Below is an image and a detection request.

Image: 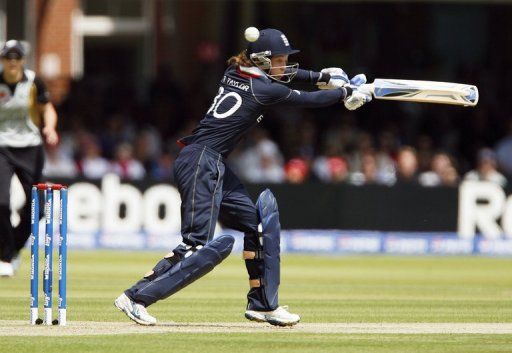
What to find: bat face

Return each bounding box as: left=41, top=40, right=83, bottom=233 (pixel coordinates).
left=371, top=79, right=479, bottom=107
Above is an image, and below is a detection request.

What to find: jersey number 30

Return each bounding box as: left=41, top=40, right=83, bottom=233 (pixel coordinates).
left=207, top=87, right=242, bottom=119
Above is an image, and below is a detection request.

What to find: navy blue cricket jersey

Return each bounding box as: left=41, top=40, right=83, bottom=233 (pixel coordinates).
left=179, top=65, right=348, bottom=157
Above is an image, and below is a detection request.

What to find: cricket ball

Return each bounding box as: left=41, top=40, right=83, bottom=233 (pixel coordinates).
left=244, top=27, right=260, bottom=42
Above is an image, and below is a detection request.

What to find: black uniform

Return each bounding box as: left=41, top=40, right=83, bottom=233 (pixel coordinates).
left=126, top=65, right=349, bottom=310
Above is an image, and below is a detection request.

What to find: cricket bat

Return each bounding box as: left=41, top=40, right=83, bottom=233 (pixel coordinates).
left=363, top=79, right=479, bottom=107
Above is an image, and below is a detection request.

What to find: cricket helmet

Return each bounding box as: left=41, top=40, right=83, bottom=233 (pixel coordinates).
left=246, top=28, right=299, bottom=83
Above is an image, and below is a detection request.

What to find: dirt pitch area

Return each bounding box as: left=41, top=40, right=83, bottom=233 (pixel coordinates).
left=1, top=321, right=512, bottom=336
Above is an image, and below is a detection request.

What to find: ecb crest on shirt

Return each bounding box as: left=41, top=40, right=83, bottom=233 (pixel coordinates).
left=0, top=85, right=12, bottom=104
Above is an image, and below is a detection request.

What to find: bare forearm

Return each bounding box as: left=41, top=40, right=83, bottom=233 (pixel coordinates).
left=42, top=103, right=58, bottom=129
left=40, top=103, right=59, bottom=146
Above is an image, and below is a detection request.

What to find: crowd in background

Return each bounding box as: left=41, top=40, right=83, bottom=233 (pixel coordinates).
left=43, top=68, right=510, bottom=188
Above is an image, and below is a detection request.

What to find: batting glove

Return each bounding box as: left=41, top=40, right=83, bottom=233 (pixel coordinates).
left=344, top=85, right=372, bottom=111
left=349, top=73, right=367, bottom=87
left=317, top=67, right=350, bottom=90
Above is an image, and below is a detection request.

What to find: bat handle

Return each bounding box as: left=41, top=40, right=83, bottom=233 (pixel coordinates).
left=351, top=83, right=375, bottom=99
left=362, top=83, right=376, bottom=96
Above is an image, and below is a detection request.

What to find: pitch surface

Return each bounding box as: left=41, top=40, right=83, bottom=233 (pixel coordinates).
left=1, top=252, right=511, bottom=352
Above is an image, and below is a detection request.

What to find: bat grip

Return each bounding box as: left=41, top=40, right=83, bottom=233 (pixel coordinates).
left=364, top=83, right=376, bottom=96
left=350, top=83, right=375, bottom=98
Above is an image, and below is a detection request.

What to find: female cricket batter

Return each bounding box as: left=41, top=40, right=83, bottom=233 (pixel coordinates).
left=115, top=28, right=371, bottom=326
left=0, top=40, right=59, bottom=277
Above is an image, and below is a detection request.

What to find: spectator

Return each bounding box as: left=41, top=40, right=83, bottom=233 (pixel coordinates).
left=294, top=119, right=317, bottom=161
left=415, top=134, right=435, bottom=172
left=111, top=143, right=146, bottom=180
left=234, top=129, right=285, bottom=183
left=464, top=148, right=507, bottom=187
left=100, top=114, right=135, bottom=159
left=350, top=152, right=392, bottom=185
left=253, top=139, right=286, bottom=183
left=285, top=158, right=309, bottom=184
left=439, top=165, right=459, bottom=186
left=79, top=135, right=110, bottom=179
left=321, top=114, right=359, bottom=158
left=349, top=132, right=375, bottom=172
left=419, top=152, right=459, bottom=187
left=394, top=146, right=419, bottom=184
left=134, top=128, right=162, bottom=174
left=375, top=130, right=398, bottom=184
left=43, top=144, right=78, bottom=178
left=495, top=120, right=512, bottom=178
left=152, top=153, right=174, bottom=181
left=313, top=155, right=349, bottom=183
left=151, top=146, right=178, bottom=181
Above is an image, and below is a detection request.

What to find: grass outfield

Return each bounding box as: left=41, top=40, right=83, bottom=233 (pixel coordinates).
left=1, top=252, right=512, bottom=352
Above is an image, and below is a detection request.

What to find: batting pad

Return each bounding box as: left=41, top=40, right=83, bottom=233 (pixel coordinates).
left=133, top=235, right=235, bottom=306
left=256, top=189, right=281, bottom=310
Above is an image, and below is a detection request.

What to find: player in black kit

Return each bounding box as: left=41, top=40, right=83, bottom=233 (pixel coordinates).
left=0, top=40, right=59, bottom=277
left=115, top=28, right=371, bottom=326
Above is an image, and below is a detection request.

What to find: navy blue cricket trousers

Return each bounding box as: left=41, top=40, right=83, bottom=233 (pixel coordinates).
left=172, top=144, right=259, bottom=257
left=126, top=143, right=267, bottom=308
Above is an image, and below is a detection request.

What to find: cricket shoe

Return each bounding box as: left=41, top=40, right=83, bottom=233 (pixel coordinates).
left=0, top=261, right=14, bottom=277
left=114, top=293, right=157, bottom=326
left=11, top=255, right=21, bottom=274
left=245, top=305, right=300, bottom=327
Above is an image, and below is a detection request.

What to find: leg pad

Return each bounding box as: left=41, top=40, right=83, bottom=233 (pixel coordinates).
left=133, top=235, right=234, bottom=306
left=246, top=189, right=281, bottom=311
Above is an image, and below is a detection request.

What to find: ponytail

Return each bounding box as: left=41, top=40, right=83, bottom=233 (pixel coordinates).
left=227, top=50, right=253, bottom=67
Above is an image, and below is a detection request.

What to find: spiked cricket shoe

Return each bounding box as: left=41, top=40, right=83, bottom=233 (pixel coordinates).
left=114, top=293, right=157, bottom=326
left=245, top=305, right=300, bottom=326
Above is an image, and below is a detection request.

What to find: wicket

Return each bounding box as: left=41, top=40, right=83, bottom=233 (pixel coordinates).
left=30, top=183, right=68, bottom=326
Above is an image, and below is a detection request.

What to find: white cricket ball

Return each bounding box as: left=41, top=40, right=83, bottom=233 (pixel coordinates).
left=244, top=27, right=260, bottom=42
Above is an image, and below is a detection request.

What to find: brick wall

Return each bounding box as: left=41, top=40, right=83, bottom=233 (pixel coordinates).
left=36, top=0, right=79, bottom=103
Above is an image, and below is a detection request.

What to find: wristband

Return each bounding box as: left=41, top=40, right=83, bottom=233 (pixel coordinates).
left=317, top=73, right=331, bottom=84
left=341, top=86, right=353, bottom=101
